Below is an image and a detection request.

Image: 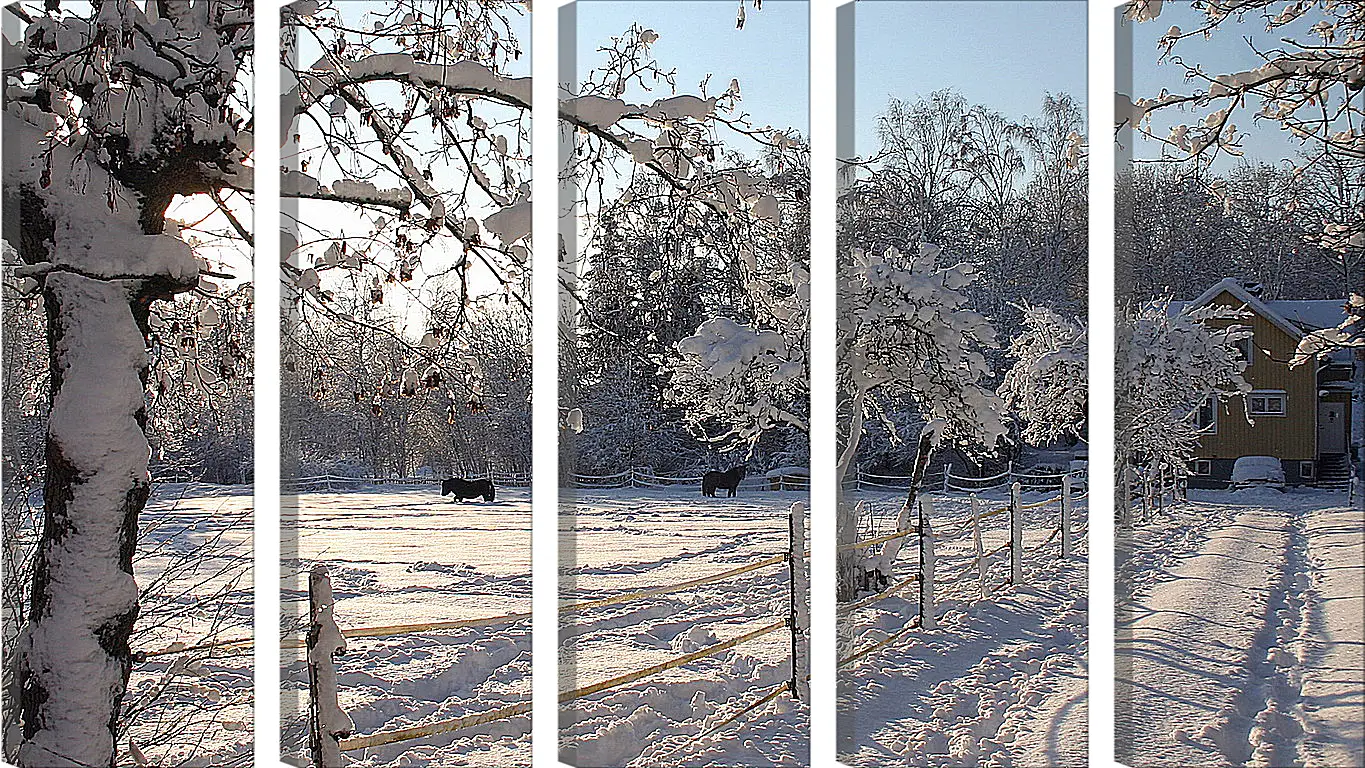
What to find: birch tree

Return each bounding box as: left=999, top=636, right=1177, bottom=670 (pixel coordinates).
left=836, top=244, right=1006, bottom=599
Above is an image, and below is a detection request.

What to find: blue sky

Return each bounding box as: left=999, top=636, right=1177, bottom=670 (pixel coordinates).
left=1122, top=3, right=1313, bottom=165
left=571, top=0, right=810, bottom=139
left=852, top=0, right=1089, bottom=158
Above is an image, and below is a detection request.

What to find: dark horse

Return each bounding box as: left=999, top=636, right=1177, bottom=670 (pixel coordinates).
left=441, top=477, right=496, bottom=502
left=701, top=466, right=746, bottom=498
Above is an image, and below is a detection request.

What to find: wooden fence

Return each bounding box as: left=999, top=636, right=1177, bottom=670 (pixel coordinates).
left=299, top=503, right=809, bottom=763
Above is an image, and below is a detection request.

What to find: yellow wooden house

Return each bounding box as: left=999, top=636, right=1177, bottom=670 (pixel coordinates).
left=1174, top=278, right=1354, bottom=487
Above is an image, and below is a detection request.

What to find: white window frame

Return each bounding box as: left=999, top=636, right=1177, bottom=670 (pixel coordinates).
left=1300, top=461, right=1315, bottom=479
left=1191, top=459, right=1212, bottom=476
left=1248, top=390, right=1288, bottom=417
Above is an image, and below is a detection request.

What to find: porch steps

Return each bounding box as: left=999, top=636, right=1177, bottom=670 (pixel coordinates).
left=1317, top=453, right=1353, bottom=490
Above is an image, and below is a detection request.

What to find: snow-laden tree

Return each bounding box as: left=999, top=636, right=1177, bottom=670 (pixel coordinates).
left=2, top=0, right=252, bottom=763
left=841, top=90, right=1089, bottom=334
left=559, top=169, right=754, bottom=474
left=560, top=20, right=811, bottom=467
left=1116, top=162, right=1349, bottom=300
left=1121, top=0, right=1363, bottom=175
left=662, top=149, right=811, bottom=455
left=835, top=244, right=1006, bottom=599
left=1116, top=300, right=1251, bottom=488
left=998, top=305, right=1088, bottom=446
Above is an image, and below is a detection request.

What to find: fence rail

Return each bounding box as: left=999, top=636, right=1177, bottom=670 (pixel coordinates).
left=282, top=464, right=1080, bottom=496
left=158, top=474, right=1083, bottom=764
left=846, top=462, right=1083, bottom=494
left=1119, top=463, right=1184, bottom=527
left=567, top=467, right=810, bottom=491
left=837, top=476, right=1083, bottom=662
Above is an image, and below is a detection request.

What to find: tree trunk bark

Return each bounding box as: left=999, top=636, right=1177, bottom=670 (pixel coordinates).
left=15, top=274, right=154, bottom=768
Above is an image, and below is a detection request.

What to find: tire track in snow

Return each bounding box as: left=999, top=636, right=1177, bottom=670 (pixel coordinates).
left=1117, top=504, right=1290, bottom=767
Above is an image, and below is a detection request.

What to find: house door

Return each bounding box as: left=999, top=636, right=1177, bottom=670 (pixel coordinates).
left=1318, top=402, right=1347, bottom=454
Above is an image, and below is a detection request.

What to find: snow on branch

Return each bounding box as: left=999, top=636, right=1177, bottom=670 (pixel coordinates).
left=837, top=243, right=1007, bottom=479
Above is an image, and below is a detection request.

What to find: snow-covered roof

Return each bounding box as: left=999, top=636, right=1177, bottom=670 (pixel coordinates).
left=1271, top=300, right=1352, bottom=332
left=1171, top=278, right=1349, bottom=338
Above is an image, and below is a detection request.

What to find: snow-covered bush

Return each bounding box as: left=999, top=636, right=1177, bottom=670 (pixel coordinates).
left=998, top=305, right=1088, bottom=446
left=1116, top=300, right=1251, bottom=481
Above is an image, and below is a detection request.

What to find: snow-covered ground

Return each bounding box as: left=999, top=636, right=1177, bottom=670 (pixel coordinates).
left=838, top=486, right=1090, bottom=768
left=559, top=487, right=810, bottom=767
left=1117, top=487, right=1364, bottom=768
left=281, top=484, right=530, bottom=767
left=126, top=482, right=254, bottom=767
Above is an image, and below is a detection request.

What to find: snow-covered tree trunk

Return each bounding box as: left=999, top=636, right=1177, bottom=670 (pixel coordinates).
left=14, top=273, right=173, bottom=767
left=835, top=383, right=870, bottom=602
left=4, top=0, right=252, bottom=759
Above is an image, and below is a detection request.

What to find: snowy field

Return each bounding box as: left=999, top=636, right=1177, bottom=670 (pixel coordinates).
left=127, top=483, right=254, bottom=767
left=281, top=484, right=531, bottom=767
left=838, top=486, right=1090, bottom=768
left=559, top=487, right=810, bottom=767
left=1117, top=487, right=1364, bottom=768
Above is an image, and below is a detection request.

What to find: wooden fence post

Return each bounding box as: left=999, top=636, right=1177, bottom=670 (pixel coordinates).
left=1061, top=474, right=1073, bottom=559
left=970, top=494, right=986, bottom=600
left=1009, top=481, right=1023, bottom=584
left=919, top=496, right=936, bottom=630
left=788, top=503, right=809, bottom=700
left=308, top=565, right=353, bottom=768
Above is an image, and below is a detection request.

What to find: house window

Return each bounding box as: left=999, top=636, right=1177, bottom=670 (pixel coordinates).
left=1191, top=459, right=1212, bottom=476
left=1249, top=391, right=1287, bottom=416
left=1236, top=335, right=1254, bottom=366
left=1300, top=461, right=1315, bottom=479
left=1195, top=397, right=1218, bottom=432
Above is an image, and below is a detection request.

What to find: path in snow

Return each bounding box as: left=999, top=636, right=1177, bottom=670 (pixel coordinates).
left=281, top=484, right=530, bottom=768
left=838, top=489, right=1089, bottom=768
left=1116, top=489, right=1363, bottom=768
